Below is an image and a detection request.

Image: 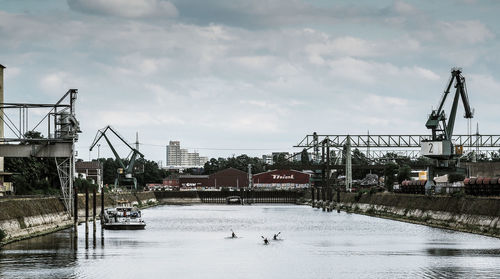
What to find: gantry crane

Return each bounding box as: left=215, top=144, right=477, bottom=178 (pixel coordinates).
left=90, top=126, right=144, bottom=190
left=421, top=68, right=473, bottom=191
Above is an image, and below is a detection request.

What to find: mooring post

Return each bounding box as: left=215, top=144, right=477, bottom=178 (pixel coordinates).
left=74, top=186, right=78, bottom=238
left=85, top=187, right=89, bottom=236
left=321, top=140, right=326, bottom=211
left=101, top=188, right=105, bottom=225
left=93, top=188, right=97, bottom=233
left=311, top=187, right=315, bottom=207
left=336, top=187, right=341, bottom=213
left=326, top=145, right=331, bottom=212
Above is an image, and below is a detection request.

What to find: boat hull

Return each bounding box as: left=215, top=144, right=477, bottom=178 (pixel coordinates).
left=103, top=223, right=146, bottom=230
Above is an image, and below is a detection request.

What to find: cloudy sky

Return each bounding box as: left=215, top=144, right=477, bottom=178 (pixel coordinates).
left=1, top=0, right=499, bottom=163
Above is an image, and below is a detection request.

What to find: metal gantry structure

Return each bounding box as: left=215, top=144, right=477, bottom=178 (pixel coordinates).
left=0, top=89, right=81, bottom=214
left=294, top=132, right=500, bottom=192
left=295, top=134, right=500, bottom=163
left=295, top=134, right=500, bottom=150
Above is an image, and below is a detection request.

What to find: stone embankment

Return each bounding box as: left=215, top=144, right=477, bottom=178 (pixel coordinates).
left=332, top=192, right=500, bottom=238
left=0, top=191, right=157, bottom=245
left=154, top=191, right=202, bottom=205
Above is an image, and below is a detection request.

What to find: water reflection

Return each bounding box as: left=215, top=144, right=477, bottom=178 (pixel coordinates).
left=1, top=205, right=499, bottom=279
left=426, top=247, right=500, bottom=257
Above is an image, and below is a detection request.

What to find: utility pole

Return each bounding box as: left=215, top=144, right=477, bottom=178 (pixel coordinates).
left=345, top=136, right=352, bottom=192
left=135, top=132, right=139, bottom=151
left=248, top=164, right=252, bottom=188
left=0, top=65, right=5, bottom=187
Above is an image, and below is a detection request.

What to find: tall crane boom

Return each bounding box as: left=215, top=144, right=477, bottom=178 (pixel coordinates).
left=422, top=68, right=473, bottom=160
left=425, top=68, right=473, bottom=142
left=421, top=68, right=474, bottom=194
left=90, top=126, right=144, bottom=190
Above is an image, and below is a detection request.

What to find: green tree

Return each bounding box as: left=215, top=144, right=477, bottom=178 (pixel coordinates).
left=203, top=155, right=266, bottom=174
left=384, top=162, right=398, bottom=191
left=273, top=153, right=289, bottom=168
left=5, top=131, right=60, bottom=194
left=397, top=164, right=412, bottom=183
left=448, top=173, right=465, bottom=183
left=300, top=149, right=310, bottom=165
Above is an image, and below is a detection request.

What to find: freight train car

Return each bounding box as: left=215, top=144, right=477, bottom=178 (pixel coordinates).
left=464, top=177, right=500, bottom=196
left=400, top=180, right=426, bottom=195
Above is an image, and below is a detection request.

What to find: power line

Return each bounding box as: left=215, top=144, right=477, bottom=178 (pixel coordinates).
left=78, top=142, right=291, bottom=151
left=138, top=142, right=287, bottom=151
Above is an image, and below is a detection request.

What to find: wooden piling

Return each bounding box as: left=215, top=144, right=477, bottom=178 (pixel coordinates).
left=74, top=186, right=78, bottom=238
left=100, top=188, right=104, bottom=225
left=311, top=187, right=315, bottom=207
left=85, top=188, right=89, bottom=236
left=322, top=187, right=326, bottom=211
left=93, top=188, right=97, bottom=233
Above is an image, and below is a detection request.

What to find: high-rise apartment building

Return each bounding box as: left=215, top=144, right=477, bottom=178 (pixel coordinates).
left=166, top=141, right=208, bottom=167
left=166, top=141, right=181, bottom=166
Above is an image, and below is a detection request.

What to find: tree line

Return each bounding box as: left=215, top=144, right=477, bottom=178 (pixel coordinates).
left=6, top=146, right=500, bottom=195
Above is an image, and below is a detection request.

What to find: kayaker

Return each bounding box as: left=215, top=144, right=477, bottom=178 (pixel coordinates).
left=262, top=236, right=269, bottom=245
left=273, top=232, right=281, bottom=240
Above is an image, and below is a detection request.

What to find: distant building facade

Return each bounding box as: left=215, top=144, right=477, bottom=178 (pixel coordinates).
left=75, top=160, right=103, bottom=189
left=253, top=170, right=311, bottom=189
left=166, top=141, right=182, bottom=166
left=166, top=140, right=208, bottom=168
left=177, top=168, right=249, bottom=189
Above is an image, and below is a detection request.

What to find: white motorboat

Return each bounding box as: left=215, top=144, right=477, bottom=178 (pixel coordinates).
left=103, top=207, right=146, bottom=230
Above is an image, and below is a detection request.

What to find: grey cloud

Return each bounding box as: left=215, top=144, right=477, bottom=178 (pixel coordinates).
left=67, top=0, right=178, bottom=18
left=169, top=0, right=399, bottom=29
left=2, top=2, right=499, bottom=160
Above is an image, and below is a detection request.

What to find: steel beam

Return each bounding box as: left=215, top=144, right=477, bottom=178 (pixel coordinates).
left=0, top=143, right=73, bottom=157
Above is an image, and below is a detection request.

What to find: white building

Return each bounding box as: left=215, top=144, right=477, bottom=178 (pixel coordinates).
left=166, top=141, right=208, bottom=168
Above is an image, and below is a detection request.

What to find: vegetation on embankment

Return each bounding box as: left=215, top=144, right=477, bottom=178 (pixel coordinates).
left=336, top=192, right=500, bottom=238
left=0, top=196, right=66, bottom=221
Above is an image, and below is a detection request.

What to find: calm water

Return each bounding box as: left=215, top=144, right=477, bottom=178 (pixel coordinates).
left=1, top=205, right=500, bottom=279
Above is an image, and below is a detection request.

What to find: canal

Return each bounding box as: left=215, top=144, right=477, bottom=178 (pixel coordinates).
left=1, top=204, right=500, bottom=278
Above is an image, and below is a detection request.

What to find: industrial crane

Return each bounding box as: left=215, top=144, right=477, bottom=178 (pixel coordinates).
left=90, top=126, right=144, bottom=190
left=421, top=68, right=473, bottom=191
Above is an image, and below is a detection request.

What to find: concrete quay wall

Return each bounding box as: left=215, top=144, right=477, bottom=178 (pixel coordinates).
left=334, top=193, right=500, bottom=238
left=0, top=191, right=158, bottom=245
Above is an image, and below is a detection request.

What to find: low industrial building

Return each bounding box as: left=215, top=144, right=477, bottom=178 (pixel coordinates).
left=208, top=168, right=248, bottom=188
left=75, top=161, right=103, bottom=189
left=178, top=175, right=209, bottom=188
left=171, top=168, right=311, bottom=190
left=252, top=169, right=311, bottom=189
left=177, top=168, right=249, bottom=189
left=0, top=171, right=14, bottom=196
